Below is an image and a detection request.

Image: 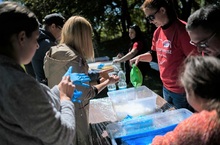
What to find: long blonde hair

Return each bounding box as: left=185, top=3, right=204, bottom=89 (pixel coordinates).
left=60, top=16, right=94, bottom=60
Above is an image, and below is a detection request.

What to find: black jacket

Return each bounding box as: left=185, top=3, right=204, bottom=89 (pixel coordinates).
left=32, top=28, right=57, bottom=84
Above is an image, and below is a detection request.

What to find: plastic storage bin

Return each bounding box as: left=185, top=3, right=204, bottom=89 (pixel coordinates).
left=106, top=108, right=193, bottom=145
left=107, top=86, right=157, bottom=120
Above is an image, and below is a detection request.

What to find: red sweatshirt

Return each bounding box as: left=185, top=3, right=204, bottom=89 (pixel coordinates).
left=152, top=19, right=198, bottom=93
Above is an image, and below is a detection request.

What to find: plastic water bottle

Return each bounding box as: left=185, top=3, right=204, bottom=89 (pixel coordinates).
left=107, top=72, right=117, bottom=91
left=112, top=57, right=121, bottom=70
left=118, top=81, right=127, bottom=90
left=107, top=84, right=116, bottom=91
left=117, top=70, right=127, bottom=90
left=118, top=70, right=126, bottom=81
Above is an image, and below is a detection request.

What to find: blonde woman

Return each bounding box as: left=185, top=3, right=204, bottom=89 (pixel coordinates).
left=44, top=16, right=119, bottom=145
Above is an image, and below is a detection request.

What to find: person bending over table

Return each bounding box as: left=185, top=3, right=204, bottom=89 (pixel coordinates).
left=152, top=56, right=220, bottom=145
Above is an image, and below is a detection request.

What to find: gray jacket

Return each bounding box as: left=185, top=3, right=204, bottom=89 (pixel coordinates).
left=0, top=55, right=75, bottom=145
left=44, top=44, right=96, bottom=145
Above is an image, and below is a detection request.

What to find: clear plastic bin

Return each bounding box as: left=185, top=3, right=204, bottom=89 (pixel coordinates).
left=106, top=108, right=193, bottom=145
left=107, top=86, right=157, bottom=120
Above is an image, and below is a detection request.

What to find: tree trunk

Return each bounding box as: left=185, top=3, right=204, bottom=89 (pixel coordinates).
left=179, top=0, right=193, bottom=21
left=121, top=0, right=131, bottom=37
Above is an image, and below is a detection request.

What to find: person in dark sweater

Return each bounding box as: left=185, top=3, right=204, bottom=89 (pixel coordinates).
left=26, top=13, right=65, bottom=85
left=0, top=2, right=75, bottom=144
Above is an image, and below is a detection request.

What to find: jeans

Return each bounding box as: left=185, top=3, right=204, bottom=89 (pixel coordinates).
left=163, top=86, right=193, bottom=111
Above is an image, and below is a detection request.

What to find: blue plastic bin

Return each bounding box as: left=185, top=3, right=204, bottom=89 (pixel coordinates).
left=106, top=108, right=193, bottom=145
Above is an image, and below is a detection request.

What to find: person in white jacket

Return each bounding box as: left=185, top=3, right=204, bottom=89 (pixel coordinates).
left=0, top=2, right=76, bottom=145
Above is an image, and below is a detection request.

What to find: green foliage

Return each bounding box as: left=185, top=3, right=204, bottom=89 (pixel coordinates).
left=9, top=0, right=211, bottom=55
left=18, top=0, right=78, bottom=23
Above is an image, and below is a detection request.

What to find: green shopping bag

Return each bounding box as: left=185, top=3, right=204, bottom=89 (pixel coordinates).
left=130, top=64, right=143, bottom=87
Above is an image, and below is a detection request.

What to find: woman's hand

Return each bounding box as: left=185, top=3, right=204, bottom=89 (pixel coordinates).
left=130, top=53, right=152, bottom=66
left=107, top=75, right=119, bottom=84
left=117, top=53, right=124, bottom=58
left=113, top=58, right=121, bottom=63
left=130, top=55, right=140, bottom=66
left=99, top=68, right=114, bottom=79
left=58, top=76, right=75, bottom=101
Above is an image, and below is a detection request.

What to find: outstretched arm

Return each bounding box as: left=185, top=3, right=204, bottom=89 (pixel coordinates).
left=130, top=52, right=152, bottom=66
left=113, top=49, right=138, bottom=63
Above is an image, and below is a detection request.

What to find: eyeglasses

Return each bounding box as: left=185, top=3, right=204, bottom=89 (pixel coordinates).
left=57, top=26, right=62, bottom=30
left=145, top=9, right=159, bottom=22
left=190, top=32, right=216, bottom=50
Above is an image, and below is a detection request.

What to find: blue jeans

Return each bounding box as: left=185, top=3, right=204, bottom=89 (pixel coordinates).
left=163, top=86, right=192, bottom=110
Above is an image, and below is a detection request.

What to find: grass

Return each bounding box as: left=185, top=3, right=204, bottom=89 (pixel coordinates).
left=143, top=68, right=163, bottom=97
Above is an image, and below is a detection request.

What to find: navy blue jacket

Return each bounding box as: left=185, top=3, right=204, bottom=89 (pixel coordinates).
left=32, top=28, right=57, bottom=85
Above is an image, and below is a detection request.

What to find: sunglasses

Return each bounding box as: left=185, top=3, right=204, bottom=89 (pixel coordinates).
left=145, top=9, right=160, bottom=22
left=190, top=32, right=216, bottom=50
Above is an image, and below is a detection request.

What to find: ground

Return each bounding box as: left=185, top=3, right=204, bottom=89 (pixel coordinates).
left=143, top=67, right=163, bottom=97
